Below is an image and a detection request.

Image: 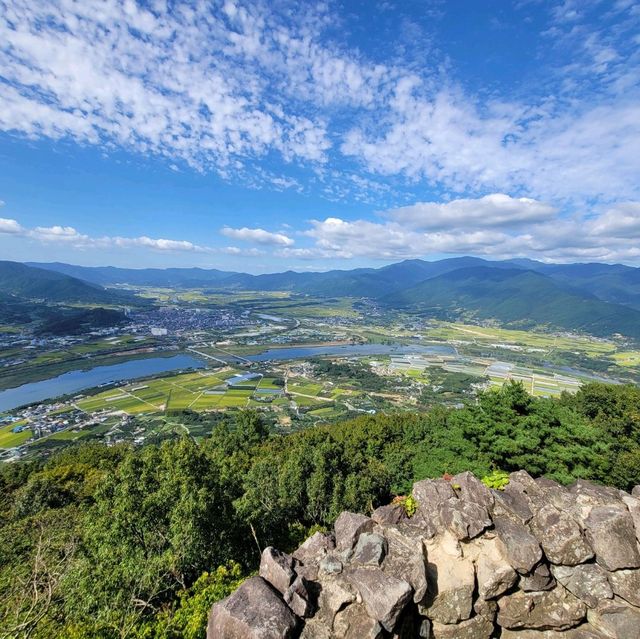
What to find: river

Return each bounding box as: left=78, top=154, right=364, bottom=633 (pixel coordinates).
left=0, top=354, right=205, bottom=412
left=1, top=343, right=457, bottom=413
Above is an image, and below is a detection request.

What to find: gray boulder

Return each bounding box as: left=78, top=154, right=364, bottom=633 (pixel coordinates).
left=413, top=478, right=457, bottom=504
left=333, top=603, right=384, bottom=638
left=316, top=575, right=356, bottom=625
left=452, top=471, right=495, bottom=509
left=319, top=555, right=343, bottom=575
left=472, top=536, right=517, bottom=599
left=259, top=546, right=296, bottom=595
left=584, top=504, right=640, bottom=571
left=494, top=516, right=543, bottom=572
left=492, top=487, right=534, bottom=524
left=552, top=563, right=613, bottom=609
left=293, top=531, right=334, bottom=565
left=371, top=503, right=407, bottom=525
left=334, top=512, right=375, bottom=552
left=632, top=485, right=640, bottom=499
left=431, top=616, right=494, bottom=639
left=571, top=480, right=623, bottom=504
left=619, top=493, right=640, bottom=542
left=530, top=503, right=593, bottom=565
left=501, top=626, right=609, bottom=638
left=439, top=498, right=492, bottom=540
left=346, top=566, right=412, bottom=632
left=607, top=568, right=640, bottom=607
left=352, top=532, right=386, bottom=566
left=299, top=618, right=332, bottom=639
left=474, top=597, right=498, bottom=620
left=570, top=481, right=625, bottom=523
left=412, top=479, right=457, bottom=535
left=587, top=597, right=640, bottom=638
left=284, top=575, right=314, bottom=618
left=382, top=524, right=429, bottom=603
left=506, top=470, right=546, bottom=512
left=207, top=576, right=299, bottom=639
left=519, top=562, right=556, bottom=592
left=497, top=587, right=586, bottom=631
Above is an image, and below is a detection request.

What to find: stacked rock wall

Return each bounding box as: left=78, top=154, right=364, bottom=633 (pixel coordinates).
left=208, top=471, right=640, bottom=638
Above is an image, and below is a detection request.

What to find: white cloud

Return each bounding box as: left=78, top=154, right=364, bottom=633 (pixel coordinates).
left=385, top=194, right=556, bottom=230
left=0, top=0, right=335, bottom=182
left=0, top=0, right=639, bottom=253
left=221, top=226, right=294, bottom=246
left=299, top=197, right=640, bottom=265
left=341, top=80, right=640, bottom=203
left=0, top=217, right=212, bottom=254
left=31, top=225, right=89, bottom=243
left=0, top=217, right=23, bottom=234
left=586, top=202, right=640, bottom=238
left=221, top=246, right=265, bottom=256
left=4, top=197, right=640, bottom=266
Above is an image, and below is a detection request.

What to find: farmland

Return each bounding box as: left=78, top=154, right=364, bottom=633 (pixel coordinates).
left=73, top=369, right=283, bottom=415
left=2, top=287, right=636, bottom=462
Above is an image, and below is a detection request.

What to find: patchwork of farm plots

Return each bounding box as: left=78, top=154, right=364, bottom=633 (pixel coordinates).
left=75, top=370, right=288, bottom=415
left=388, top=354, right=584, bottom=397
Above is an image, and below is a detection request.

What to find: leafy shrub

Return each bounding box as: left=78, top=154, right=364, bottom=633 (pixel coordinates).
left=481, top=469, right=510, bottom=490
left=393, top=494, right=418, bottom=517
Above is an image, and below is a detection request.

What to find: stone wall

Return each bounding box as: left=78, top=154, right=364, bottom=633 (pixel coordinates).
left=207, top=471, right=640, bottom=638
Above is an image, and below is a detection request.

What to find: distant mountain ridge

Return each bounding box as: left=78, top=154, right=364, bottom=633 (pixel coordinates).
left=27, top=258, right=640, bottom=339
left=0, top=261, right=119, bottom=304
left=383, top=266, right=640, bottom=338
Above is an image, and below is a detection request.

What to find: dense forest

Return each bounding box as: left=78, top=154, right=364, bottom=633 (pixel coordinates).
left=1, top=381, right=639, bottom=638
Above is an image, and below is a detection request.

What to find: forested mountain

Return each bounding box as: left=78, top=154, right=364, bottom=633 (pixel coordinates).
left=0, top=261, right=127, bottom=304
left=29, top=258, right=640, bottom=339
left=384, top=266, right=640, bottom=338
left=532, top=262, right=640, bottom=310
left=30, top=257, right=519, bottom=295
left=26, top=262, right=239, bottom=288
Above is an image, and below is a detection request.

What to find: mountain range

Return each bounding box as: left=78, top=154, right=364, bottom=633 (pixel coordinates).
left=14, top=258, right=640, bottom=339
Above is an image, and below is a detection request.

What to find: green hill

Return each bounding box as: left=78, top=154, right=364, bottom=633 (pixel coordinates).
left=384, top=266, right=640, bottom=338
left=0, top=261, right=130, bottom=304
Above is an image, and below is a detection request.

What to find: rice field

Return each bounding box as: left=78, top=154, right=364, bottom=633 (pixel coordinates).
left=0, top=421, right=32, bottom=448
left=74, top=369, right=261, bottom=415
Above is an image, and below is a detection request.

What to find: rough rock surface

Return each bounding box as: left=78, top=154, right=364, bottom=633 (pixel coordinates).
left=207, top=576, right=299, bottom=638
left=260, top=547, right=297, bottom=595
left=552, top=563, right=613, bottom=609
left=208, top=472, right=640, bottom=638
left=530, top=503, right=593, bottom=565
left=584, top=504, right=640, bottom=571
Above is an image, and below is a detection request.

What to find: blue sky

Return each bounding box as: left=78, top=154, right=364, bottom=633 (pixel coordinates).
left=0, top=0, right=639, bottom=272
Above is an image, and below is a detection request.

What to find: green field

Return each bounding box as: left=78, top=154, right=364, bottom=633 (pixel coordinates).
left=425, top=321, right=616, bottom=355
left=73, top=369, right=269, bottom=415
left=611, top=351, right=640, bottom=367
left=0, top=421, right=32, bottom=448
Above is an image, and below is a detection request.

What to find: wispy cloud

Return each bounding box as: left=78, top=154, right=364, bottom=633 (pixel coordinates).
left=4, top=196, right=640, bottom=265
left=0, top=216, right=264, bottom=256
left=0, top=0, right=637, bottom=207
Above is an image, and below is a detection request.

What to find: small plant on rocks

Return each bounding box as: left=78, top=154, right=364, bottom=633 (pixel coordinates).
left=393, top=494, right=418, bottom=517
left=481, top=469, right=510, bottom=490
